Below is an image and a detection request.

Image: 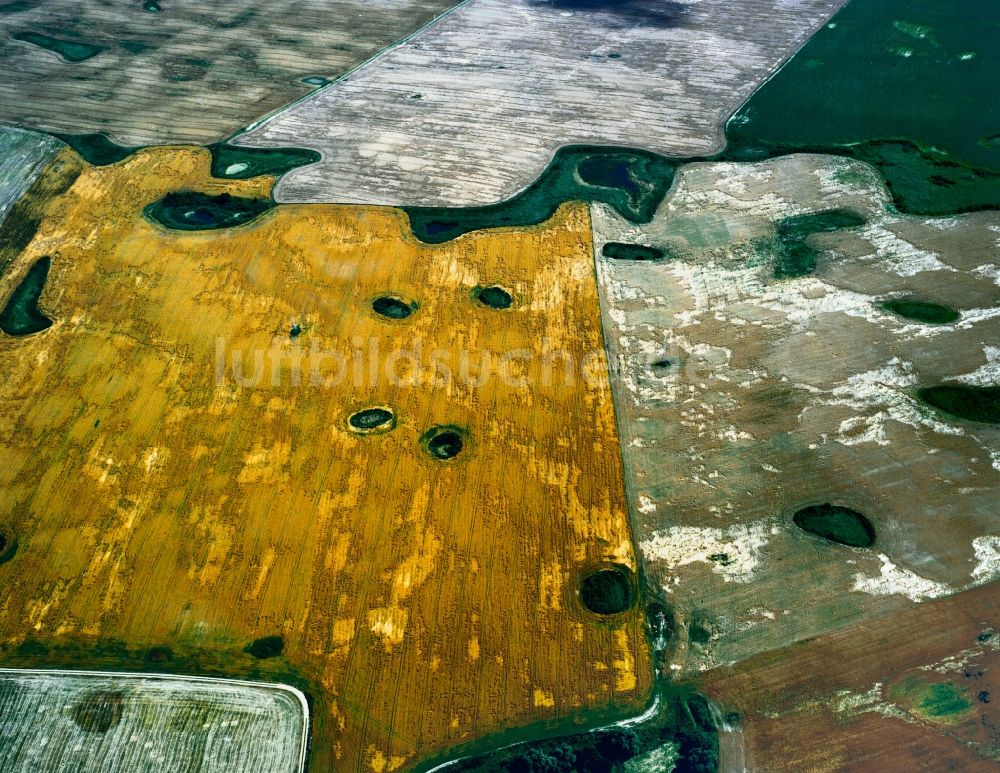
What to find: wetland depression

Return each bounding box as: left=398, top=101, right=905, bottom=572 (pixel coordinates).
left=0, top=255, right=52, bottom=336
left=792, top=503, right=876, bottom=548
left=144, top=191, right=273, bottom=231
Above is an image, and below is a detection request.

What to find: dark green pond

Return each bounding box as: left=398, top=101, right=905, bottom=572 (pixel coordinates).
left=474, top=286, right=513, bottom=310
left=792, top=503, right=876, bottom=548
left=880, top=298, right=960, bottom=324
left=579, top=566, right=634, bottom=615
left=145, top=191, right=273, bottom=230
left=12, top=31, right=105, bottom=62
left=348, top=408, right=396, bottom=432
left=602, top=242, right=668, bottom=262
left=1, top=256, right=53, bottom=336
left=421, top=426, right=466, bottom=461
left=207, top=143, right=321, bottom=180
left=372, top=295, right=418, bottom=320
left=918, top=384, right=1000, bottom=423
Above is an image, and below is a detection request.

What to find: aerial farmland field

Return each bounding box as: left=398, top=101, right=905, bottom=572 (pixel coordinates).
left=0, top=0, right=996, bottom=771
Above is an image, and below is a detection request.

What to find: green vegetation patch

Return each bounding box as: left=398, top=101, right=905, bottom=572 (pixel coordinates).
left=55, top=133, right=137, bottom=166
left=208, top=143, right=320, bottom=180
left=890, top=677, right=973, bottom=722
left=1, top=256, right=52, bottom=336
left=792, top=503, right=876, bottom=548
left=12, top=31, right=105, bottom=62
left=771, top=209, right=866, bottom=279
left=579, top=566, right=634, bottom=616
left=602, top=242, right=668, bottom=262
left=145, top=191, right=273, bottom=231
left=918, top=384, right=1000, bottom=423
left=880, top=298, right=960, bottom=324
left=406, top=145, right=679, bottom=244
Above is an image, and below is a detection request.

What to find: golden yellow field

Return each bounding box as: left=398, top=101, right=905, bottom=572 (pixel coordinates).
left=0, top=148, right=651, bottom=770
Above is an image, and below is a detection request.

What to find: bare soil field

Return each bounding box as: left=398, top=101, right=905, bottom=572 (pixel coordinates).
left=0, top=0, right=460, bottom=145
left=702, top=582, right=999, bottom=770
left=237, top=0, right=847, bottom=206
left=0, top=146, right=651, bottom=771
left=592, top=154, right=1000, bottom=672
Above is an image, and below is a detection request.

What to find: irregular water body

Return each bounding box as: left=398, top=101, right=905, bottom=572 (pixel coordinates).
left=12, top=31, right=104, bottom=62
left=602, top=242, right=667, bottom=262
left=145, top=191, right=273, bottom=231
left=445, top=684, right=718, bottom=773
left=54, top=134, right=320, bottom=181
left=474, top=286, right=513, bottom=310
left=0, top=255, right=52, bottom=336
left=406, top=145, right=679, bottom=244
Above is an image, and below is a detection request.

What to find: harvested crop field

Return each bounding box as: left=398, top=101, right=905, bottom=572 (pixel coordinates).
left=0, top=669, right=307, bottom=772
left=237, top=0, right=848, bottom=206
left=0, top=0, right=461, bottom=145
left=0, top=146, right=651, bottom=770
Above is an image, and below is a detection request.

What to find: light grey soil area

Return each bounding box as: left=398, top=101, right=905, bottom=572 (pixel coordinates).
left=0, top=126, right=59, bottom=224
left=592, top=154, right=1000, bottom=673
left=0, top=0, right=461, bottom=146
left=0, top=670, right=307, bottom=773
left=237, top=0, right=847, bottom=206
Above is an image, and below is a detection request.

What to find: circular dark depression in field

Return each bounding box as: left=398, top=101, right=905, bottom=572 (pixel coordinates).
left=372, top=295, right=418, bottom=320
left=71, top=689, right=126, bottom=733
left=245, top=635, right=284, bottom=659
left=792, top=503, right=875, bottom=548
left=475, top=286, right=513, bottom=310
left=348, top=407, right=396, bottom=433
left=579, top=565, right=635, bottom=615
left=421, top=426, right=466, bottom=460
left=880, top=298, right=960, bottom=325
